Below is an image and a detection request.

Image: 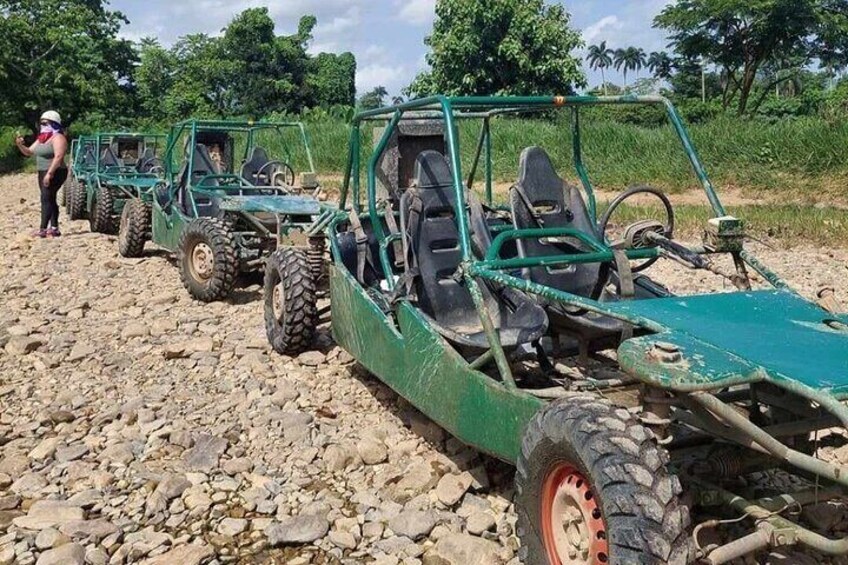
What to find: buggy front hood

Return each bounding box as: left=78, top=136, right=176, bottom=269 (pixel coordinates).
left=608, top=290, right=848, bottom=400
left=217, top=195, right=321, bottom=215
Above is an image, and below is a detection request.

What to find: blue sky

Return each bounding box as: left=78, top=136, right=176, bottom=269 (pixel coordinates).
left=113, top=0, right=673, bottom=96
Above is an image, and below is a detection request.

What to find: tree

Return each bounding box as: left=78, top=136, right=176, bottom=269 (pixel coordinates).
left=613, top=47, right=646, bottom=87
left=647, top=51, right=674, bottom=80
left=407, top=0, right=585, bottom=97
left=655, top=0, right=848, bottom=115
left=305, top=52, right=357, bottom=108
left=359, top=86, right=388, bottom=110
left=135, top=38, right=177, bottom=122
left=0, top=0, right=136, bottom=129
left=587, top=41, right=614, bottom=94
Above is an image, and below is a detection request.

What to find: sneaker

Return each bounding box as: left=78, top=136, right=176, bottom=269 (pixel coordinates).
left=46, top=227, right=61, bottom=238
left=32, top=229, right=47, bottom=238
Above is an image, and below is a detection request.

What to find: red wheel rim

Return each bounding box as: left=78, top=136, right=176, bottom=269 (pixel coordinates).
left=540, top=463, right=609, bottom=564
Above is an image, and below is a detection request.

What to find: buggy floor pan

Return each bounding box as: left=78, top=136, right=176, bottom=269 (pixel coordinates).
left=610, top=289, right=848, bottom=408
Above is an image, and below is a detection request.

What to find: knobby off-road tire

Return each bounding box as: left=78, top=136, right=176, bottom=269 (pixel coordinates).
left=90, top=186, right=115, bottom=234
left=67, top=178, right=87, bottom=220
left=264, top=247, right=318, bottom=355
left=60, top=178, right=68, bottom=207
left=516, top=392, right=692, bottom=565
left=178, top=218, right=238, bottom=302
left=118, top=199, right=151, bottom=258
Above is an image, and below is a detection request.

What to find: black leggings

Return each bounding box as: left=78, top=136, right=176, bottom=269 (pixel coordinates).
left=37, top=168, right=68, bottom=230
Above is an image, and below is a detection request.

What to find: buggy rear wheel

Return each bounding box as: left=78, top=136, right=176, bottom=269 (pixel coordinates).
left=264, top=247, right=318, bottom=355
left=67, top=178, right=87, bottom=220
left=516, top=393, right=692, bottom=565
left=90, top=186, right=115, bottom=234
left=178, top=218, right=238, bottom=302
left=118, top=199, right=151, bottom=258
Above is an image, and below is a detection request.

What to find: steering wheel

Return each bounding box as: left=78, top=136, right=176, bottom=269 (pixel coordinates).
left=599, top=185, right=675, bottom=273
left=256, top=161, right=296, bottom=188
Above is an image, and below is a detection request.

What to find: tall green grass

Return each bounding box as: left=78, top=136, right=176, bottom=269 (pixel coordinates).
left=287, top=113, right=848, bottom=197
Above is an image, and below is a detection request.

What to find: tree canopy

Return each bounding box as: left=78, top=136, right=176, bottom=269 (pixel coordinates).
left=0, top=0, right=136, bottom=129
left=655, top=0, right=848, bottom=114
left=407, top=0, right=585, bottom=97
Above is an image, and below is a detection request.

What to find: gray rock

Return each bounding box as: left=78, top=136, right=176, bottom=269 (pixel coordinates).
left=435, top=473, right=472, bottom=507
left=265, top=514, right=330, bottom=545
left=55, top=444, right=89, bottom=463
left=0, top=495, right=20, bottom=510
left=29, top=437, right=61, bottom=460
left=34, top=528, right=68, bottom=550
left=34, top=542, right=85, bottom=565
left=12, top=500, right=84, bottom=530
left=0, top=545, right=13, bottom=565
left=9, top=472, right=47, bottom=497
left=217, top=517, right=248, bottom=537
left=465, top=512, right=495, bottom=535
left=138, top=543, right=213, bottom=565
left=323, top=444, right=353, bottom=472
left=0, top=453, right=29, bottom=476
left=388, top=510, right=437, bottom=541
left=146, top=474, right=191, bottom=515
left=357, top=437, right=388, bottom=465
left=97, top=443, right=134, bottom=465
left=422, top=534, right=503, bottom=565
left=5, top=335, right=42, bottom=356
left=181, top=434, right=227, bottom=472
left=59, top=518, right=118, bottom=541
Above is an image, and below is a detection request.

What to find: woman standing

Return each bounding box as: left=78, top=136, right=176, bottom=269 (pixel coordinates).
left=16, top=111, right=69, bottom=238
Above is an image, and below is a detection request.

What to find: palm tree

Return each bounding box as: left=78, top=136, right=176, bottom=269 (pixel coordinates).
left=647, top=51, right=674, bottom=80
left=587, top=41, right=614, bottom=95
left=614, top=47, right=647, bottom=88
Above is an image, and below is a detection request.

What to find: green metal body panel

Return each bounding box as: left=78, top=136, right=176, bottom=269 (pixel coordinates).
left=612, top=290, right=848, bottom=397
left=329, top=264, right=543, bottom=463
left=151, top=205, right=187, bottom=252
left=215, top=195, right=321, bottom=215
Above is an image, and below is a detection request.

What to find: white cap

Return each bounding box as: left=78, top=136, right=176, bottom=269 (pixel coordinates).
left=40, top=110, right=61, bottom=125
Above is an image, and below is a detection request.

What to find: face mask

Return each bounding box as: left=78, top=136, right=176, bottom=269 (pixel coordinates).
left=37, top=122, right=60, bottom=143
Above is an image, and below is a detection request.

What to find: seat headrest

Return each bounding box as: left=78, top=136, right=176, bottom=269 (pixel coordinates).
left=193, top=143, right=218, bottom=174
left=247, top=146, right=268, bottom=163
left=518, top=146, right=560, bottom=188
left=413, top=150, right=452, bottom=189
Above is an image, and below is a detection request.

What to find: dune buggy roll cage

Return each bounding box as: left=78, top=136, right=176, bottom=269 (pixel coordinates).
left=161, top=119, right=316, bottom=193
left=337, top=95, right=792, bottom=386
left=92, top=132, right=168, bottom=176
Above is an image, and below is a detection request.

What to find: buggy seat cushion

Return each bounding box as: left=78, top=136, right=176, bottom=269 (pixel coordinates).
left=400, top=150, right=547, bottom=350
left=100, top=146, right=122, bottom=169
left=240, top=146, right=272, bottom=186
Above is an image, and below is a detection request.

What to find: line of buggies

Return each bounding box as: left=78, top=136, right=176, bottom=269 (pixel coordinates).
left=64, top=96, right=848, bottom=565
left=65, top=120, right=327, bottom=302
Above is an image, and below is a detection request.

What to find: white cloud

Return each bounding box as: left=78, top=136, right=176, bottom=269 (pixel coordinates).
left=582, top=15, right=623, bottom=47
left=397, top=0, right=435, bottom=26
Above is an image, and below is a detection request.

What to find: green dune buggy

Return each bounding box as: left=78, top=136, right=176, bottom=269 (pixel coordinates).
left=149, top=119, right=330, bottom=303
left=67, top=133, right=167, bottom=237
left=267, top=95, right=848, bottom=564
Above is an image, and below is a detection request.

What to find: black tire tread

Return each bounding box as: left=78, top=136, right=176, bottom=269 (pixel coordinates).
left=90, top=186, right=115, bottom=234
left=118, top=199, right=151, bottom=257
left=516, top=392, right=692, bottom=565
left=264, top=247, right=318, bottom=355
left=177, top=218, right=238, bottom=302
left=68, top=177, right=87, bottom=220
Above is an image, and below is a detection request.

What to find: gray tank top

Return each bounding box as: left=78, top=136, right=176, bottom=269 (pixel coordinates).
left=34, top=137, right=67, bottom=171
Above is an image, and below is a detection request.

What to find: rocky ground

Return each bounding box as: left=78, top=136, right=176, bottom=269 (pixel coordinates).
left=1, top=172, right=848, bottom=565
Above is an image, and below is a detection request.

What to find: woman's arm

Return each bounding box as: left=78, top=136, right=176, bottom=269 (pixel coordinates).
left=42, top=134, right=68, bottom=187
left=15, top=135, right=36, bottom=157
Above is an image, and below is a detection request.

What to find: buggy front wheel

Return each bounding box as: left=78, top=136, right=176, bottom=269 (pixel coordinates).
left=67, top=178, right=87, bottom=220
left=516, top=393, right=692, bottom=565
left=264, top=247, right=318, bottom=355
left=90, top=186, right=115, bottom=233
left=118, top=199, right=151, bottom=258
left=178, top=218, right=239, bottom=302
